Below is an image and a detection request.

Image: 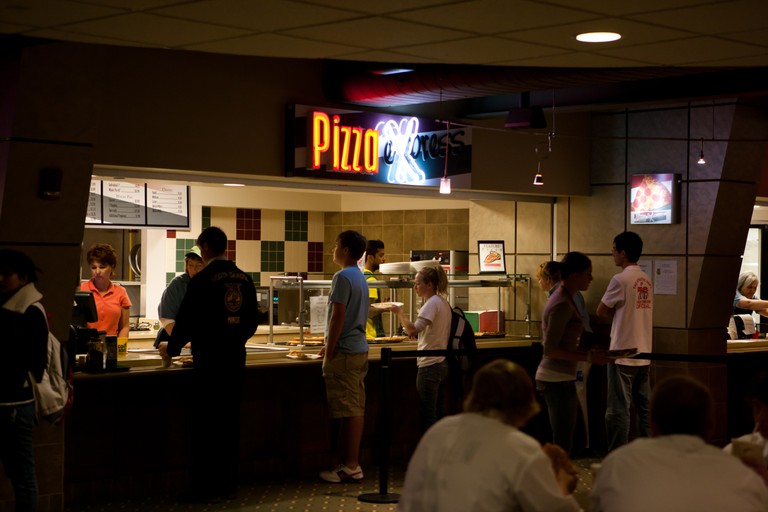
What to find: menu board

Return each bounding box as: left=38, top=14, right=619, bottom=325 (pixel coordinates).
left=85, top=180, right=103, bottom=224
left=147, top=183, right=188, bottom=226
left=85, top=180, right=189, bottom=228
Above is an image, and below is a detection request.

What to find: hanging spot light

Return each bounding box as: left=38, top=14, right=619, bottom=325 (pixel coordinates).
left=576, top=32, right=621, bottom=43
left=440, top=120, right=452, bottom=195
left=697, top=137, right=706, bottom=165
left=533, top=162, right=544, bottom=186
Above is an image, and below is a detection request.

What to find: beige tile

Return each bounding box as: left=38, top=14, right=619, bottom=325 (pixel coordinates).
left=362, top=226, right=384, bottom=243
left=517, top=202, right=553, bottom=254
left=404, top=209, right=426, bottom=225
left=426, top=209, right=447, bottom=224
left=308, top=211, right=324, bottom=242
left=425, top=224, right=448, bottom=248
left=325, top=226, right=340, bottom=246
left=345, top=225, right=363, bottom=237
left=235, top=240, right=260, bottom=272
left=285, top=241, right=308, bottom=273
left=165, top=238, right=177, bottom=272
left=209, top=207, right=237, bottom=238
left=469, top=200, right=516, bottom=251
left=325, top=211, right=342, bottom=226
left=404, top=225, right=426, bottom=252
left=260, top=209, right=284, bottom=240
left=342, top=211, right=362, bottom=225
left=569, top=186, right=626, bottom=255
left=363, top=211, right=383, bottom=225
left=446, top=208, right=469, bottom=224
left=384, top=210, right=404, bottom=225
left=446, top=225, right=469, bottom=250
left=382, top=225, right=404, bottom=253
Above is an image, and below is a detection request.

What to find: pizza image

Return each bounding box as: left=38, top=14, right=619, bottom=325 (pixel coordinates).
left=631, top=175, right=672, bottom=212
left=483, top=250, right=501, bottom=264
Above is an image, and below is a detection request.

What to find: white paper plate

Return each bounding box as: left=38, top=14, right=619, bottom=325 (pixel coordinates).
left=372, top=302, right=404, bottom=310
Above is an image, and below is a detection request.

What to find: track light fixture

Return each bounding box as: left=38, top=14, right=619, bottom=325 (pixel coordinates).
left=697, top=137, right=706, bottom=165
left=533, top=162, right=544, bottom=186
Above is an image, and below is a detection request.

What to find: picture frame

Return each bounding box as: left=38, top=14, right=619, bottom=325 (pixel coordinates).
left=629, top=173, right=680, bottom=225
left=478, top=240, right=506, bottom=274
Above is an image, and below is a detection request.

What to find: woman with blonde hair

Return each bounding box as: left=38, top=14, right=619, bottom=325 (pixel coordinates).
left=390, top=265, right=452, bottom=431
left=399, top=359, right=580, bottom=512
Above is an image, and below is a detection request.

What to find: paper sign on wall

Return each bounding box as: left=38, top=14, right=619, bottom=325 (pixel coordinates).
left=654, top=260, right=677, bottom=295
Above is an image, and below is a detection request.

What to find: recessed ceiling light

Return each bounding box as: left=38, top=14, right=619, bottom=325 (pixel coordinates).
left=576, top=32, right=621, bottom=43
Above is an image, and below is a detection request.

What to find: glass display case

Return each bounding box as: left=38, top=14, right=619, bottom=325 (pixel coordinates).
left=268, top=273, right=532, bottom=344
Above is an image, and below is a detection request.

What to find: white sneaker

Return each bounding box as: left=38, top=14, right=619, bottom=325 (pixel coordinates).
left=319, top=464, right=364, bottom=483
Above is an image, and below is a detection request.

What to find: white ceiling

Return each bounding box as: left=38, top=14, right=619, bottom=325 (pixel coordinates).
left=2, top=0, right=768, bottom=68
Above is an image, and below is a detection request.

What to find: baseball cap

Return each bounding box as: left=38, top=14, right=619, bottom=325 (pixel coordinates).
left=185, top=245, right=202, bottom=259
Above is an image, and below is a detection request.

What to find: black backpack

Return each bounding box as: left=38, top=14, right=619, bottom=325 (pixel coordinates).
left=447, top=306, right=476, bottom=373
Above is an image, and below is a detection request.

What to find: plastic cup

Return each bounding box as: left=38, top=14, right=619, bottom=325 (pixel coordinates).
left=117, top=337, right=129, bottom=359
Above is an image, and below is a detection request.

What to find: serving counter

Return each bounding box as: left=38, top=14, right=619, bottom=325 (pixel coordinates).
left=65, top=333, right=543, bottom=505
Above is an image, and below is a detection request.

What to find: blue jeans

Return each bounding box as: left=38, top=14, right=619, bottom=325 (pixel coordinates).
left=606, top=364, right=651, bottom=452
left=416, top=362, right=449, bottom=432
left=0, top=403, right=38, bottom=512
left=536, top=380, right=578, bottom=455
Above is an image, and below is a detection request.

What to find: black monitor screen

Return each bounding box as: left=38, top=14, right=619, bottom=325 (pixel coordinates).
left=73, top=291, right=98, bottom=324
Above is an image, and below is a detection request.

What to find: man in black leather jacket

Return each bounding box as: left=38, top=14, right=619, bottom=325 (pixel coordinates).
left=160, top=226, right=258, bottom=503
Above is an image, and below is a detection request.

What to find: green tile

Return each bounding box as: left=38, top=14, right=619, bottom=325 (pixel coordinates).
left=176, top=260, right=184, bottom=272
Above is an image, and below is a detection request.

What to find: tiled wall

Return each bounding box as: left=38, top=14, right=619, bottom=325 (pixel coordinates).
left=165, top=207, right=325, bottom=287
left=323, top=209, right=470, bottom=271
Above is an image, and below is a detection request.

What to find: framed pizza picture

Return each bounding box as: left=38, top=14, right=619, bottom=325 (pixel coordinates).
left=478, top=240, right=506, bottom=274
left=630, top=173, right=680, bottom=225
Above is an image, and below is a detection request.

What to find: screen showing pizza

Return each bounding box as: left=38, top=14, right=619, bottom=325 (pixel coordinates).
left=630, top=173, right=679, bottom=225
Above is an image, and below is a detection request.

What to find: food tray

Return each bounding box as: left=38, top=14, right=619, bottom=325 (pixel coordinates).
left=475, top=331, right=506, bottom=338
left=367, top=336, right=409, bottom=344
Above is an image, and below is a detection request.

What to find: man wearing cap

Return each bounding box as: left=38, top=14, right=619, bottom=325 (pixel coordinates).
left=153, top=245, right=205, bottom=347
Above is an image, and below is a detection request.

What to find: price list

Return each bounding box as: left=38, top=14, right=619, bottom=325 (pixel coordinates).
left=103, top=181, right=145, bottom=224
left=85, top=180, right=103, bottom=224
left=85, top=179, right=189, bottom=228
left=147, top=183, right=188, bottom=227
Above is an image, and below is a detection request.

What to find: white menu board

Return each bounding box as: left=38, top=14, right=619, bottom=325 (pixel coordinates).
left=85, top=179, right=190, bottom=228
left=147, top=183, right=188, bottom=227
left=85, top=180, right=103, bottom=224
left=103, top=181, right=145, bottom=224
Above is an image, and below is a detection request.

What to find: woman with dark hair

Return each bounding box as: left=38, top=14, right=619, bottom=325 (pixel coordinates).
left=80, top=243, right=131, bottom=337
left=0, top=250, right=49, bottom=511
left=390, top=265, right=452, bottom=431
left=535, top=251, right=605, bottom=455
left=399, top=359, right=580, bottom=512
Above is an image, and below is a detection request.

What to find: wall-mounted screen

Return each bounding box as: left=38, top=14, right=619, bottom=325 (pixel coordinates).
left=630, top=173, right=679, bottom=225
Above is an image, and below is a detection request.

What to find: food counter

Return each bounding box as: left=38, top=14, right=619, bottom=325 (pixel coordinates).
left=65, top=331, right=542, bottom=505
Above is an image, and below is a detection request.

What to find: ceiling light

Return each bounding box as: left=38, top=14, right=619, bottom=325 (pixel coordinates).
left=533, top=162, right=544, bottom=186
left=439, top=177, right=451, bottom=194
left=371, top=68, right=414, bottom=75
left=576, top=32, right=621, bottom=43
left=223, top=183, right=245, bottom=187
left=697, top=138, right=706, bottom=165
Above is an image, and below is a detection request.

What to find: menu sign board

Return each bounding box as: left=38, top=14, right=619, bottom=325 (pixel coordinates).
left=630, top=173, right=679, bottom=225
left=85, top=180, right=189, bottom=228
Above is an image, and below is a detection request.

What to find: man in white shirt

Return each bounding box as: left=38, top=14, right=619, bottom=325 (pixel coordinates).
left=591, top=376, right=768, bottom=512
left=597, top=231, right=653, bottom=451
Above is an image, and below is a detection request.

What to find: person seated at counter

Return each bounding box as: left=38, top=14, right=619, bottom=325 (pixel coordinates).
left=591, top=375, right=768, bottom=512
left=80, top=243, right=131, bottom=338
left=153, top=245, right=205, bottom=348
left=734, top=272, right=768, bottom=317
left=398, top=359, right=580, bottom=512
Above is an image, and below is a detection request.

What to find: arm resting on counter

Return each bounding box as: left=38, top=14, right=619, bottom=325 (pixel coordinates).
left=735, top=297, right=768, bottom=317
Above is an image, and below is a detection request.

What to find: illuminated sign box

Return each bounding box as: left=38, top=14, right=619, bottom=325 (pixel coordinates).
left=286, top=104, right=472, bottom=188
left=629, top=173, right=680, bottom=225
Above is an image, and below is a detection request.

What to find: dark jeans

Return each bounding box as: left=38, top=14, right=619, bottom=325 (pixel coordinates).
left=416, top=362, right=449, bottom=432
left=606, top=363, right=651, bottom=452
left=187, top=364, right=244, bottom=498
left=536, top=379, right=578, bottom=456
left=0, top=403, right=38, bottom=512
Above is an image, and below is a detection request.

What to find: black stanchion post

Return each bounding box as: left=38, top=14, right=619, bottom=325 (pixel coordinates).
left=358, top=347, right=400, bottom=503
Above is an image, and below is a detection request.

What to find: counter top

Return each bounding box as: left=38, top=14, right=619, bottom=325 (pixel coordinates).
left=77, top=335, right=538, bottom=377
